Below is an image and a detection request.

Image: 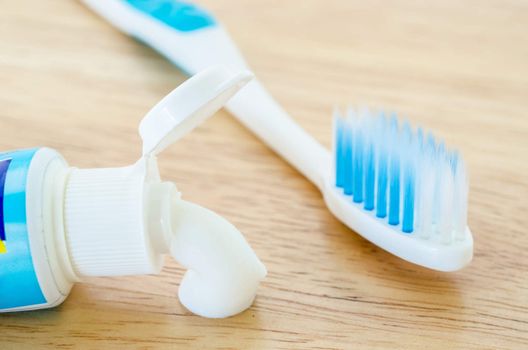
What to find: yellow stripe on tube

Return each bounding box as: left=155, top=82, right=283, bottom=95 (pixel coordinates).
left=0, top=240, right=6, bottom=253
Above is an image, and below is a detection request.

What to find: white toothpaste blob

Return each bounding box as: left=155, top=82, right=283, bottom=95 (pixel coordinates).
left=145, top=179, right=266, bottom=318
left=168, top=198, right=266, bottom=318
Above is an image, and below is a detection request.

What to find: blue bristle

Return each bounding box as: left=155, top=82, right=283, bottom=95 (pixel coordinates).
left=388, top=151, right=400, bottom=226
left=343, top=129, right=354, bottom=195
left=417, top=127, right=424, bottom=147
left=364, top=142, right=375, bottom=210
left=402, top=154, right=415, bottom=233
left=333, top=108, right=467, bottom=239
left=427, top=133, right=436, bottom=153
left=335, top=119, right=345, bottom=188
left=449, top=150, right=459, bottom=174
left=388, top=117, right=400, bottom=225
left=401, top=121, right=414, bottom=232
left=437, top=141, right=445, bottom=158
left=376, top=151, right=388, bottom=218
left=352, top=130, right=363, bottom=203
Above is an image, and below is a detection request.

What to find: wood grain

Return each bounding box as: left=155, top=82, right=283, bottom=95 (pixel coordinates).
left=0, top=0, right=527, bottom=349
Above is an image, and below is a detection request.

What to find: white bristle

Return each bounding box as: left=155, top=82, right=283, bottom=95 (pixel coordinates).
left=418, top=157, right=435, bottom=238
left=439, top=162, right=454, bottom=244
left=453, top=156, right=469, bottom=241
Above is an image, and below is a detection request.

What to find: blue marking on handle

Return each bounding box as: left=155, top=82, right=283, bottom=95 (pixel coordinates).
left=125, top=0, right=216, bottom=32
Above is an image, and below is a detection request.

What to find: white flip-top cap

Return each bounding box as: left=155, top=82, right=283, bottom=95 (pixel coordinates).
left=64, top=66, right=253, bottom=277
left=140, top=66, right=253, bottom=156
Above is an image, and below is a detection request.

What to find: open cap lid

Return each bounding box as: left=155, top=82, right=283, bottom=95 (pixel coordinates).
left=139, top=66, right=253, bottom=157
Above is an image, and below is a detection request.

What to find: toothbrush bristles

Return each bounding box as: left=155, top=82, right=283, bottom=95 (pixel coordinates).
left=334, top=108, right=468, bottom=243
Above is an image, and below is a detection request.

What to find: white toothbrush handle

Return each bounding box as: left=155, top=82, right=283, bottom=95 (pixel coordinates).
left=226, top=80, right=330, bottom=189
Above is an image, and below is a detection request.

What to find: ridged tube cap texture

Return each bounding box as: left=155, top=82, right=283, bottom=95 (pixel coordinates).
left=64, top=166, right=162, bottom=277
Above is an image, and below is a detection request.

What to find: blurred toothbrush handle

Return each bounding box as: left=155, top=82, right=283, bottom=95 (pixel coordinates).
left=226, top=80, right=330, bottom=189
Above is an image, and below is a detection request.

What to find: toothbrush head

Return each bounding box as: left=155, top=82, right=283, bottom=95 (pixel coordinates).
left=324, top=108, right=472, bottom=271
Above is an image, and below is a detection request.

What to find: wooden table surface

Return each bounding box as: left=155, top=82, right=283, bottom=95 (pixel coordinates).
left=1, top=1, right=527, bottom=349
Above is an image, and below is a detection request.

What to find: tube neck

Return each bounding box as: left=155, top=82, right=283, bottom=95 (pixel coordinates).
left=146, top=181, right=179, bottom=255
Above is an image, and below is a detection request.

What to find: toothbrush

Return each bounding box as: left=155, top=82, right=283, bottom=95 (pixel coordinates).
left=82, top=0, right=473, bottom=271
